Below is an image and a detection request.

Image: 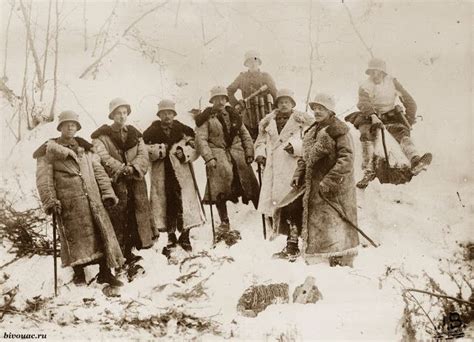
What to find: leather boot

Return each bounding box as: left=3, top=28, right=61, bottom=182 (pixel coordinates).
left=356, top=141, right=376, bottom=189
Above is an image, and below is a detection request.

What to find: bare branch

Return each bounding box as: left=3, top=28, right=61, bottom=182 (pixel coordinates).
left=403, top=289, right=474, bottom=307
left=40, top=0, right=53, bottom=101
left=83, top=0, right=88, bottom=51
left=92, top=0, right=118, bottom=57
left=174, top=0, right=181, bottom=27
left=49, top=0, right=60, bottom=120
left=343, top=2, right=374, bottom=58
left=305, top=0, right=314, bottom=111
left=19, top=0, right=44, bottom=89
left=80, top=1, right=170, bottom=79
left=3, top=0, right=15, bottom=79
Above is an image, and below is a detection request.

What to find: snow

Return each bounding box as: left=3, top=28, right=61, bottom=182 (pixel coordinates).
left=1, top=0, right=472, bottom=340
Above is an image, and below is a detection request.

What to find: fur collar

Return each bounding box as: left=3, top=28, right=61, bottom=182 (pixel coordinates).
left=33, top=137, right=92, bottom=159
left=143, top=120, right=195, bottom=145
left=194, top=106, right=242, bottom=128
left=91, top=124, right=142, bottom=151
left=305, top=116, right=348, bottom=138
left=44, top=138, right=92, bottom=161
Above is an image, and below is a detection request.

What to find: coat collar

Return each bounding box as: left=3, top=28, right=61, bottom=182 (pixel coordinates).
left=143, top=120, right=194, bottom=145
left=33, top=137, right=93, bottom=159
left=91, top=124, right=142, bottom=151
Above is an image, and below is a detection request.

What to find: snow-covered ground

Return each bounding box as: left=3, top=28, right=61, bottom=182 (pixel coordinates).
left=0, top=1, right=472, bottom=340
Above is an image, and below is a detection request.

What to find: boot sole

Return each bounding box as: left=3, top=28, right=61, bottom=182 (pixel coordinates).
left=411, top=153, right=432, bottom=175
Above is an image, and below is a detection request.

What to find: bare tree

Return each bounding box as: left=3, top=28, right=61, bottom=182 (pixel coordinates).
left=305, top=0, right=322, bottom=111
left=92, top=0, right=118, bottom=58
left=80, top=1, right=170, bottom=79
left=3, top=0, right=15, bottom=79
left=19, top=0, right=44, bottom=90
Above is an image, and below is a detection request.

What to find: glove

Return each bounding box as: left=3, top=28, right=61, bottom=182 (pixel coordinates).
left=246, top=156, right=254, bottom=164
left=103, top=196, right=118, bottom=208
left=283, top=143, right=294, bottom=155
left=235, top=100, right=246, bottom=113
left=206, top=159, right=217, bottom=171
left=371, top=114, right=383, bottom=129
left=47, top=201, right=62, bottom=216
left=255, top=155, right=266, bottom=166
left=174, top=147, right=185, bottom=163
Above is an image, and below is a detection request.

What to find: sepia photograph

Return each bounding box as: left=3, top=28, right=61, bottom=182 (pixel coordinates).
left=0, top=0, right=472, bottom=340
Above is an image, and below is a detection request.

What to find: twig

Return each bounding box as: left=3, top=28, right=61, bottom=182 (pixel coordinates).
left=80, top=0, right=169, bottom=79
left=403, top=288, right=474, bottom=307
left=0, top=257, right=21, bottom=270
left=0, top=290, right=17, bottom=320
left=174, top=0, right=180, bottom=27
left=456, top=191, right=465, bottom=208
left=3, top=0, right=15, bottom=78
left=59, top=81, right=97, bottom=125
left=342, top=2, right=374, bottom=58
left=92, top=0, right=118, bottom=57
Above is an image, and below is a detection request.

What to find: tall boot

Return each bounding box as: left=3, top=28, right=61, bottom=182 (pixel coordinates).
left=400, top=137, right=432, bottom=175
left=72, top=265, right=86, bottom=285
left=216, top=202, right=230, bottom=230
left=178, top=229, right=192, bottom=252
left=272, top=223, right=300, bottom=262
left=97, top=259, right=123, bottom=287
left=356, top=141, right=376, bottom=189
left=215, top=202, right=240, bottom=246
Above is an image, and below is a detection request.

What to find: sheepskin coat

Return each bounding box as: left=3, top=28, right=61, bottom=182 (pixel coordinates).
left=292, top=116, right=359, bottom=263
left=143, top=120, right=205, bottom=232
left=34, top=137, right=125, bottom=268
left=91, top=124, right=157, bottom=251
left=254, top=110, right=314, bottom=235
left=195, top=106, right=259, bottom=207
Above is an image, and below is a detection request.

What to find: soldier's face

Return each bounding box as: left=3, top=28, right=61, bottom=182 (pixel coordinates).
left=113, top=106, right=128, bottom=126
left=212, top=96, right=227, bottom=108
left=277, top=97, right=293, bottom=114
left=368, top=70, right=385, bottom=84
left=60, top=122, right=78, bottom=139
left=246, top=59, right=260, bottom=71
left=311, top=104, right=332, bottom=122
left=159, top=110, right=175, bottom=125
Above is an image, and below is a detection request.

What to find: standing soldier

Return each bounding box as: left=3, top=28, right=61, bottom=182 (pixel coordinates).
left=292, top=94, right=359, bottom=267
left=143, top=99, right=205, bottom=256
left=254, top=89, right=314, bottom=261
left=91, top=98, right=157, bottom=278
left=34, top=111, right=124, bottom=286
left=227, top=50, right=278, bottom=140
left=345, top=58, right=432, bottom=189
left=195, top=86, right=260, bottom=245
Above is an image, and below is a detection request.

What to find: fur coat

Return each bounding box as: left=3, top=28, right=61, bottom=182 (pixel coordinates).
left=195, top=106, right=259, bottom=207
left=34, top=138, right=124, bottom=268
left=91, top=124, right=157, bottom=251
left=292, top=116, right=359, bottom=263
left=254, top=110, right=314, bottom=235
left=143, top=120, right=205, bottom=232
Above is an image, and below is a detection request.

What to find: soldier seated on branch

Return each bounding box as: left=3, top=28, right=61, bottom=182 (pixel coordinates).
left=345, top=58, right=432, bottom=189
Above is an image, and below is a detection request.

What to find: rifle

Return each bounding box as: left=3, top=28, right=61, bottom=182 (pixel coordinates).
left=258, top=96, right=266, bottom=120
left=266, top=94, right=274, bottom=114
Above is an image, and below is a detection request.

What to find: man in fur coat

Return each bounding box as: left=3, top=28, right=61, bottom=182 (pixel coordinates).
left=195, top=86, right=260, bottom=245
left=143, top=99, right=205, bottom=255
left=91, top=98, right=157, bottom=277
left=34, top=111, right=124, bottom=286
left=254, top=89, right=314, bottom=261
left=345, top=58, right=432, bottom=189
left=291, top=94, right=359, bottom=267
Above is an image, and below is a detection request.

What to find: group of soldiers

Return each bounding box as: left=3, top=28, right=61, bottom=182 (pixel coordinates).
left=33, top=50, right=432, bottom=287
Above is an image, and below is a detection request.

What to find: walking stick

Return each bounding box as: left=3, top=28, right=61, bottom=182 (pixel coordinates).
left=188, top=163, right=206, bottom=219
left=257, top=164, right=267, bottom=240
left=205, top=167, right=216, bottom=244
left=52, top=213, right=58, bottom=297
left=380, top=126, right=391, bottom=168
left=319, top=190, right=379, bottom=248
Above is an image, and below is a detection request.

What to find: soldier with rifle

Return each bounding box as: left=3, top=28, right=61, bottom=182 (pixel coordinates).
left=227, top=50, right=278, bottom=140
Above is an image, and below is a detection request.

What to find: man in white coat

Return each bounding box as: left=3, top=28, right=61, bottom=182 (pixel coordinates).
left=254, top=89, right=314, bottom=261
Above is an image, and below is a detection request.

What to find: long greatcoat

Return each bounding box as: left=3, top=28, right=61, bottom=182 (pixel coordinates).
left=195, top=106, right=259, bottom=207
left=34, top=138, right=125, bottom=268
left=91, top=125, right=157, bottom=251
left=143, top=120, right=205, bottom=232
left=292, top=117, right=359, bottom=263
left=254, top=110, right=314, bottom=235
